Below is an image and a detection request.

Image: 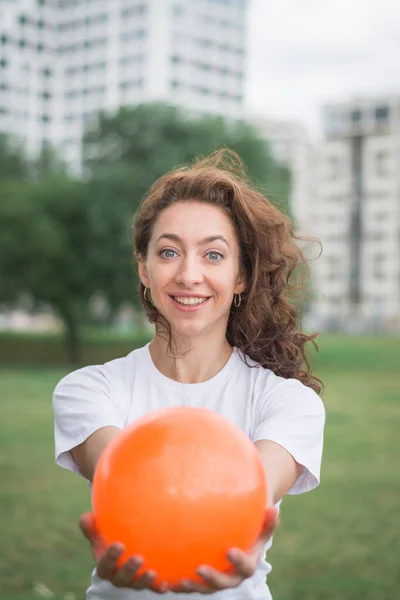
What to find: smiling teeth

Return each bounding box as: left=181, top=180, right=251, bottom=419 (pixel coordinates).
left=173, top=297, right=208, bottom=305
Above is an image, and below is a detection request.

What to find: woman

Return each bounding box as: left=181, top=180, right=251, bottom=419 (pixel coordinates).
left=53, top=150, right=325, bottom=599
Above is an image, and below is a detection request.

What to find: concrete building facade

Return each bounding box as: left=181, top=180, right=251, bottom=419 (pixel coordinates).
left=0, top=0, right=247, bottom=170
left=252, top=119, right=319, bottom=237
left=310, top=96, right=400, bottom=332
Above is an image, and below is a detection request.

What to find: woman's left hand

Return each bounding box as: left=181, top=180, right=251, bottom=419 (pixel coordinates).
left=169, top=506, right=279, bottom=595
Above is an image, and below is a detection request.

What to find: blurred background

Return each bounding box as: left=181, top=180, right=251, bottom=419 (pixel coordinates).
left=0, top=0, right=399, bottom=599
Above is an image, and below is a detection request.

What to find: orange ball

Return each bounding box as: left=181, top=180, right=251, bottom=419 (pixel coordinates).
left=92, top=407, right=267, bottom=586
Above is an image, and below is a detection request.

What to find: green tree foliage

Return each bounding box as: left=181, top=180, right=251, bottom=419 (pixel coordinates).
left=0, top=134, right=29, bottom=181
left=84, top=103, right=291, bottom=212
left=0, top=174, right=93, bottom=363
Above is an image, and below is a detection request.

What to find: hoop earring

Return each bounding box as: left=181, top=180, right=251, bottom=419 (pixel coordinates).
left=144, top=287, right=148, bottom=301
left=234, top=293, right=242, bottom=308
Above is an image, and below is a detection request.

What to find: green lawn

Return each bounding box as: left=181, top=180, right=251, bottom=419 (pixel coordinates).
left=1, top=335, right=399, bottom=600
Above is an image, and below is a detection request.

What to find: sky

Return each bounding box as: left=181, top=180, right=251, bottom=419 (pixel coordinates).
left=246, top=0, right=400, bottom=138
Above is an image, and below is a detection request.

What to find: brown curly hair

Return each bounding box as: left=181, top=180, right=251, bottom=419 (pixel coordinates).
left=133, top=150, right=323, bottom=395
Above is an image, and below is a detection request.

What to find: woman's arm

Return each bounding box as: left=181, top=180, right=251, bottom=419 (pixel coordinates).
left=71, top=426, right=121, bottom=481
left=254, top=439, right=304, bottom=505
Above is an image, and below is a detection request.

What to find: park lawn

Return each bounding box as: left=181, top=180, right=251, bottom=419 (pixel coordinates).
left=0, top=335, right=399, bottom=600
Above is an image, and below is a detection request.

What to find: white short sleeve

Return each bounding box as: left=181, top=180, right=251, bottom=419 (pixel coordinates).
left=252, top=374, right=326, bottom=495
left=52, top=364, right=127, bottom=478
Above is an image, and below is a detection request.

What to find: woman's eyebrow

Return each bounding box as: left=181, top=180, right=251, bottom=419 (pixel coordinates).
left=156, top=233, right=230, bottom=248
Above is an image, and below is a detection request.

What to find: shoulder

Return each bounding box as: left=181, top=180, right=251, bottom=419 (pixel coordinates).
left=53, top=344, right=149, bottom=402
left=233, top=348, right=325, bottom=417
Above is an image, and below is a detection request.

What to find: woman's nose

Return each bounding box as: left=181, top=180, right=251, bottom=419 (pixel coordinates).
left=174, top=256, right=203, bottom=287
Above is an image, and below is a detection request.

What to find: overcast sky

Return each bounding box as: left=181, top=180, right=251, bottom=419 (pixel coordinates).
left=246, top=0, right=400, bottom=138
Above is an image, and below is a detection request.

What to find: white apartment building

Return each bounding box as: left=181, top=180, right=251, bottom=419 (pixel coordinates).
left=0, top=0, right=247, bottom=170
left=251, top=119, right=319, bottom=237
left=310, top=96, right=400, bottom=332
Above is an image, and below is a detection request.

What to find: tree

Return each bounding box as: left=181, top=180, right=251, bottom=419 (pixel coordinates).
left=0, top=134, right=30, bottom=181
left=0, top=175, right=94, bottom=364
left=84, top=105, right=291, bottom=213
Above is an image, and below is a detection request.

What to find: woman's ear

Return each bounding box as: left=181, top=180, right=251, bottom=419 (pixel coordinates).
left=235, top=270, right=246, bottom=295
left=138, top=254, right=150, bottom=288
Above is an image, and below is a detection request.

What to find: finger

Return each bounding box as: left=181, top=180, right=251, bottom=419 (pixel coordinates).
left=79, top=512, right=109, bottom=560
left=150, top=581, right=169, bottom=595
left=79, top=512, right=99, bottom=542
left=130, top=569, right=157, bottom=590
left=111, top=556, right=144, bottom=587
left=260, top=506, right=279, bottom=540
left=226, top=548, right=257, bottom=579
left=195, top=565, right=243, bottom=591
left=96, top=544, right=125, bottom=580
left=171, top=579, right=216, bottom=595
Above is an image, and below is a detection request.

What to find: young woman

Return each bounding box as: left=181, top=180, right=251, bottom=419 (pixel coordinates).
left=53, top=150, right=325, bottom=600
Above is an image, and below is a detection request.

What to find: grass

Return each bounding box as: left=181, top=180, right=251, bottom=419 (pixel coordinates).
left=0, top=334, right=399, bottom=599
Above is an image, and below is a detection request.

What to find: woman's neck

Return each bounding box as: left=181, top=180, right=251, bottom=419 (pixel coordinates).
left=149, top=333, right=233, bottom=384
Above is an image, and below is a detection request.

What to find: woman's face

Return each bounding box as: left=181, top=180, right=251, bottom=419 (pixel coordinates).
left=138, top=200, right=245, bottom=341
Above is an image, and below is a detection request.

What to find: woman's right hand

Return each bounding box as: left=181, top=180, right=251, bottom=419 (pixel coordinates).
left=79, top=512, right=169, bottom=594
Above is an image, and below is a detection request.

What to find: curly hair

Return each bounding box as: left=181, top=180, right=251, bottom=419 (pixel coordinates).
left=133, top=150, right=323, bottom=395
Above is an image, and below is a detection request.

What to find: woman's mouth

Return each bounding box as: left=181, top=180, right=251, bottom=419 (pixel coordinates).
left=170, top=296, right=211, bottom=310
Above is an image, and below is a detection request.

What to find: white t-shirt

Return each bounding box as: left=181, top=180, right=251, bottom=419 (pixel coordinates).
left=53, top=344, right=325, bottom=600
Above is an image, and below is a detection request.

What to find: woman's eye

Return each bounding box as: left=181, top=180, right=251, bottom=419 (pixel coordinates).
left=160, top=249, right=177, bottom=259
left=206, top=252, right=223, bottom=262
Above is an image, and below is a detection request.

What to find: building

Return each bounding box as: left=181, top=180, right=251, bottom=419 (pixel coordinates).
left=0, top=0, right=247, bottom=170
left=310, top=96, right=400, bottom=332
left=251, top=119, right=319, bottom=237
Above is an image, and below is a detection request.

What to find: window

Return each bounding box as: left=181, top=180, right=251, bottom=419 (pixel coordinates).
left=375, top=105, right=389, bottom=124
left=40, top=114, right=51, bottom=123
left=325, top=110, right=341, bottom=134
left=198, top=38, right=212, bottom=49
left=372, top=254, right=385, bottom=280
left=19, top=15, right=27, bottom=26
left=19, top=39, right=26, bottom=48
left=121, top=5, right=147, bottom=18
left=0, top=58, right=8, bottom=68
left=0, top=34, right=8, bottom=45
left=328, top=156, right=341, bottom=180
left=120, top=55, right=143, bottom=66
left=173, top=5, right=184, bottom=17
left=196, top=62, right=211, bottom=72
left=194, top=86, right=211, bottom=96
left=351, top=109, right=362, bottom=124
left=119, top=79, right=144, bottom=90
left=375, top=151, right=390, bottom=178
left=369, top=231, right=386, bottom=241
left=120, top=29, right=146, bottom=42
